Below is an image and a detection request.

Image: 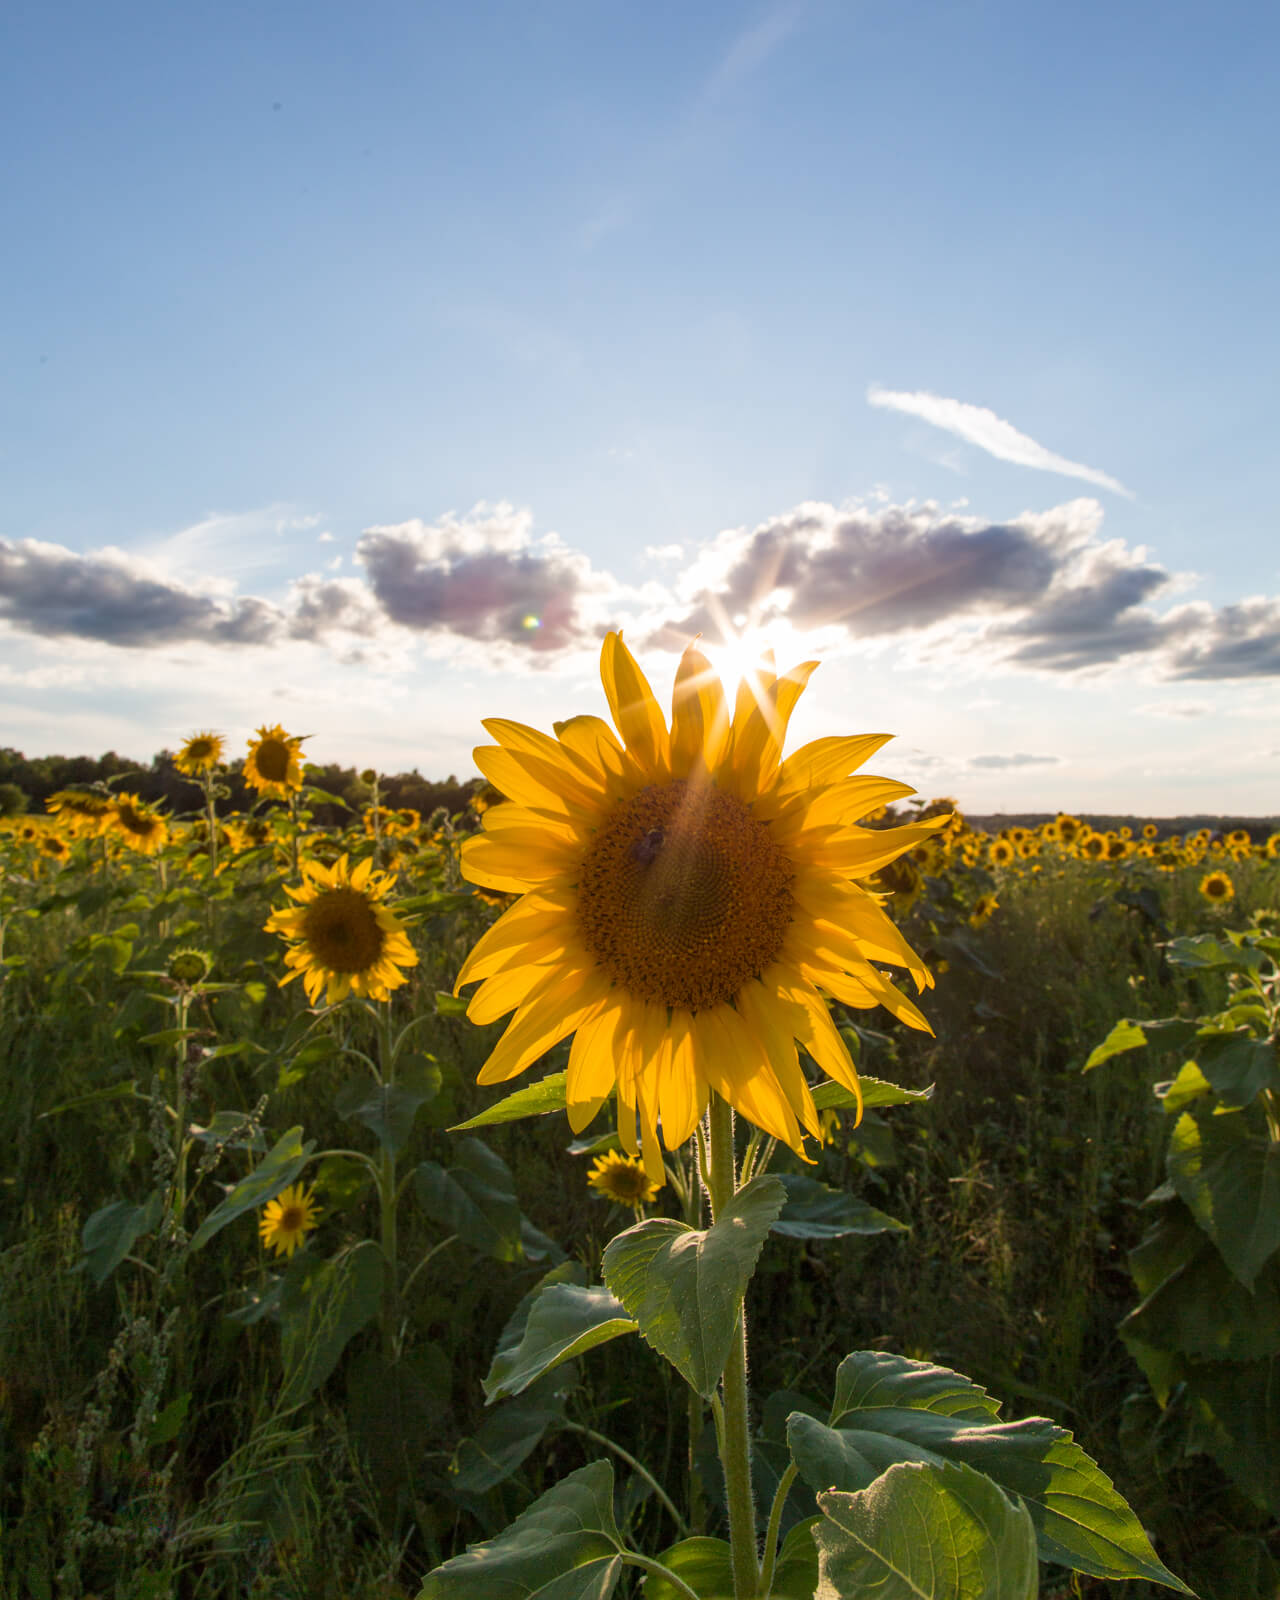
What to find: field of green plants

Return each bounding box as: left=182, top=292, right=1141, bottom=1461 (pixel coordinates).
left=1, top=723, right=1277, bottom=1600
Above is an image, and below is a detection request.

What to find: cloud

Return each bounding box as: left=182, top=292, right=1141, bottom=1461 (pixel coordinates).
left=0, top=538, right=287, bottom=648
left=1160, top=596, right=1280, bottom=680
left=354, top=502, right=627, bottom=657
left=645, top=543, right=685, bottom=563
left=868, top=386, right=1133, bottom=498
left=968, top=753, right=1062, bottom=769
left=1137, top=700, right=1213, bottom=719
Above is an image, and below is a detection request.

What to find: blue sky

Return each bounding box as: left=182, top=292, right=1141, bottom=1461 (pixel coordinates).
left=3, top=0, right=1278, bottom=813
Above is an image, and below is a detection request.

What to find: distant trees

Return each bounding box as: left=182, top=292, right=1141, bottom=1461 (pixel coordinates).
left=0, top=746, right=482, bottom=823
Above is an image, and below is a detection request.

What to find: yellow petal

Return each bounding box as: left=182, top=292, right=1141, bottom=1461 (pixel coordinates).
left=474, top=747, right=599, bottom=822
left=772, top=733, right=893, bottom=801
left=735, top=981, right=820, bottom=1141
left=693, top=1005, right=803, bottom=1152
left=600, top=633, right=670, bottom=774
left=657, top=1010, right=705, bottom=1147
left=461, top=832, right=581, bottom=893
left=477, top=970, right=612, bottom=1085
left=466, top=961, right=554, bottom=1025
left=566, top=1003, right=623, bottom=1132
left=768, top=775, right=917, bottom=836
left=453, top=890, right=576, bottom=992
left=767, top=967, right=863, bottom=1123
left=729, top=659, right=818, bottom=796
left=670, top=644, right=730, bottom=779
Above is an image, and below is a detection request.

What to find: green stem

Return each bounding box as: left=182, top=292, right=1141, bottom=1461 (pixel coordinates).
left=707, top=1094, right=759, bottom=1599
left=561, top=1421, right=689, bottom=1537
left=376, top=1004, right=399, bottom=1364
left=758, top=1462, right=798, bottom=1596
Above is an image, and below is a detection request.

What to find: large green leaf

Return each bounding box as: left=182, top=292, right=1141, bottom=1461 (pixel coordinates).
left=1084, top=1018, right=1149, bottom=1072
left=334, top=1057, right=442, bottom=1154
left=414, top=1137, right=526, bottom=1261
left=1165, top=933, right=1265, bottom=976
left=484, top=1283, right=636, bottom=1402
left=640, top=1528, right=816, bottom=1599
left=797, top=1351, right=1191, bottom=1590
left=772, top=1174, right=909, bottom=1240
left=1123, top=1202, right=1280, bottom=1361
left=1186, top=1354, right=1280, bottom=1517
left=452, top=1367, right=577, bottom=1494
left=811, top=1075, right=934, bottom=1112
left=81, top=1190, right=163, bottom=1284
left=189, top=1126, right=315, bottom=1250
left=1084, top=1017, right=1200, bottom=1073
left=813, top=1462, right=1038, bottom=1599
left=450, top=1071, right=569, bottom=1131
left=279, top=1239, right=384, bottom=1406
left=1193, top=1030, right=1280, bottom=1110
left=421, top=1459, right=623, bottom=1598
left=1167, top=1107, right=1280, bottom=1288
left=602, top=1175, right=786, bottom=1399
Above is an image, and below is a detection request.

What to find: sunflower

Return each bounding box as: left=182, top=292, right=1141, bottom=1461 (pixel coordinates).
left=244, top=724, right=306, bottom=798
left=265, top=853, right=419, bottom=1005
left=1055, top=814, right=1082, bottom=847
left=968, top=892, right=999, bottom=929
left=988, top=838, right=1015, bottom=869
left=38, top=831, right=72, bottom=864
left=110, top=794, right=169, bottom=854
left=587, top=1150, right=662, bottom=1210
left=174, top=731, right=226, bottom=777
left=455, top=633, right=946, bottom=1178
left=45, top=790, right=113, bottom=837
left=1081, top=832, right=1107, bottom=861
left=258, top=1184, right=322, bottom=1257
left=1142, top=822, right=1159, bottom=840
left=1199, top=870, right=1234, bottom=904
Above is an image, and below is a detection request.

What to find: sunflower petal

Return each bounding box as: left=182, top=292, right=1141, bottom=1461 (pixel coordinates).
left=601, top=633, right=670, bottom=773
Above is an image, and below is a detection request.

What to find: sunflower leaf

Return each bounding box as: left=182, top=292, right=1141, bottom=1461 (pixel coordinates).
left=335, top=1057, right=442, bottom=1154
left=812, top=1076, right=933, bottom=1112
left=772, top=1174, right=909, bottom=1240
left=483, top=1283, right=636, bottom=1403
left=425, top=1459, right=623, bottom=1595
left=413, top=1137, right=526, bottom=1261
left=189, top=1126, right=315, bottom=1251
left=1167, top=1107, right=1280, bottom=1288
left=813, top=1462, right=1039, bottom=1599
left=601, top=1174, right=786, bottom=1399
left=279, top=1239, right=384, bottom=1407
left=788, top=1351, right=1191, bottom=1589
left=449, top=1070, right=569, bottom=1131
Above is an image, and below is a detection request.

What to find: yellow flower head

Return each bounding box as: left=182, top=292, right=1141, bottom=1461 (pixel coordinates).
left=244, top=724, right=306, bottom=798
left=1081, top=832, right=1107, bottom=861
left=1055, top=814, right=1082, bottom=847
left=265, top=853, right=419, bottom=1006
left=38, top=831, right=72, bottom=864
left=969, top=892, right=999, bottom=929
left=111, top=793, right=169, bottom=854
left=1199, top=870, right=1234, bottom=904
left=174, top=731, right=226, bottom=777
left=587, top=1150, right=662, bottom=1210
left=1142, top=823, right=1159, bottom=840
left=258, top=1183, right=322, bottom=1257
left=46, top=789, right=113, bottom=837
left=455, top=632, right=945, bottom=1180
left=988, top=838, right=1015, bottom=869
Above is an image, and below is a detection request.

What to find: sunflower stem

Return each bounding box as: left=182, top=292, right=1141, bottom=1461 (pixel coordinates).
left=706, top=1093, right=759, bottom=1599
left=376, top=1003, right=400, bottom=1365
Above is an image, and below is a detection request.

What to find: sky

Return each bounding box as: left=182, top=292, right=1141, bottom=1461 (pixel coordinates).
left=3, top=0, right=1279, bottom=815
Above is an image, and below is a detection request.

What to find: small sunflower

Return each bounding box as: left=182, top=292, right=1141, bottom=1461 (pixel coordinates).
left=258, top=1184, right=322, bottom=1258
left=265, top=853, right=419, bottom=1005
left=456, top=632, right=945, bottom=1178
left=1081, top=832, right=1107, bottom=861
left=174, top=731, right=226, bottom=777
left=1199, top=870, right=1234, bottom=904
left=969, top=892, right=999, bottom=929
left=38, top=832, right=72, bottom=864
left=46, top=789, right=113, bottom=837
left=587, top=1151, right=662, bottom=1210
left=1142, top=823, right=1159, bottom=841
left=244, top=724, right=307, bottom=799
left=988, top=838, right=1015, bottom=868
left=111, top=793, right=169, bottom=854
left=1055, top=814, right=1082, bottom=847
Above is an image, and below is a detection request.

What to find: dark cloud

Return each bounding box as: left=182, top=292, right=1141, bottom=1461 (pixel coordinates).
left=968, top=753, right=1061, bottom=769
left=287, top=575, right=382, bottom=641
left=1161, top=597, right=1280, bottom=680
left=355, top=505, right=613, bottom=654
left=990, top=542, right=1172, bottom=670
left=0, top=539, right=289, bottom=647
left=649, top=501, right=1077, bottom=649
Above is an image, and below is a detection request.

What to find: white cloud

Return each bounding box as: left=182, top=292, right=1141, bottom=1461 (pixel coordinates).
left=868, top=386, right=1134, bottom=499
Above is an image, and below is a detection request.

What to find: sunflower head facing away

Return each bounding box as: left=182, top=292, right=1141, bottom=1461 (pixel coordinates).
left=258, top=1183, right=322, bottom=1258
left=244, top=724, right=307, bottom=799
left=588, top=1150, right=663, bottom=1210
left=456, top=632, right=948, bottom=1179
left=174, top=731, right=226, bottom=777
left=111, top=794, right=169, bottom=855
left=265, top=853, right=419, bottom=1006
left=1199, top=870, right=1235, bottom=904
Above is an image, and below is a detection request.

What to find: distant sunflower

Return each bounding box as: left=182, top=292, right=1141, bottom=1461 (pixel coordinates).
left=1266, top=832, right=1280, bottom=860
left=1142, top=823, right=1159, bottom=840
left=455, top=632, right=945, bottom=1178
left=988, top=838, right=1015, bottom=869
left=587, top=1150, right=662, bottom=1210
left=258, top=1184, right=321, bottom=1258
left=1081, top=832, right=1107, bottom=861
left=265, top=854, right=419, bottom=1005
left=111, top=794, right=169, bottom=854
left=46, top=789, right=113, bottom=837
left=1199, top=870, right=1234, bottom=904
left=244, top=724, right=306, bottom=799
left=38, top=832, right=72, bottom=864
left=1055, top=814, right=1082, bottom=847
left=174, top=731, right=226, bottom=777
left=969, top=892, right=999, bottom=929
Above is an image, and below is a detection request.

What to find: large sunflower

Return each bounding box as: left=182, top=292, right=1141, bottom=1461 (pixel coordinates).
left=265, top=853, right=419, bottom=1005
left=456, top=633, right=947, bottom=1179
left=244, top=724, right=306, bottom=799
left=174, top=730, right=226, bottom=777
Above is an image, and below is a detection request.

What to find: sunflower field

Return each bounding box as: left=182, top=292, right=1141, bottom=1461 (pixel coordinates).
left=1, top=649, right=1278, bottom=1600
